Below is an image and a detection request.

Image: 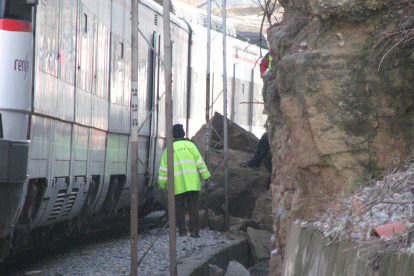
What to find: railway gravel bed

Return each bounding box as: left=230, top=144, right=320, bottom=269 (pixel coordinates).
left=6, top=228, right=233, bottom=276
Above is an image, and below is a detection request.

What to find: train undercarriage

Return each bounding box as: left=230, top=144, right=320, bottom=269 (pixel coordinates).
left=0, top=173, right=151, bottom=263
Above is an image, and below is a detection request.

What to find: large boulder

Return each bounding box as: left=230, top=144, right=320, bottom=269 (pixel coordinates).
left=192, top=113, right=271, bottom=219
left=153, top=113, right=271, bottom=224
left=207, top=112, right=260, bottom=154
left=251, top=190, right=273, bottom=232
left=247, top=227, right=273, bottom=262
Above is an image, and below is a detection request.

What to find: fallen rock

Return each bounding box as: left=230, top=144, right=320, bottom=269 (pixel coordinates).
left=239, top=220, right=260, bottom=232
left=210, top=214, right=225, bottom=232
left=248, top=260, right=270, bottom=276
left=153, top=112, right=271, bottom=229
left=198, top=209, right=216, bottom=228
left=229, top=219, right=260, bottom=239
left=251, top=190, right=273, bottom=232
left=208, top=111, right=259, bottom=154
left=209, top=215, right=259, bottom=233
left=192, top=113, right=271, bottom=219
left=224, top=260, right=251, bottom=276
left=247, top=227, right=273, bottom=262
left=209, top=263, right=224, bottom=276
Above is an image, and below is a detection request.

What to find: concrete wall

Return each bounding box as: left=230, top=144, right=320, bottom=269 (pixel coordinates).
left=282, top=225, right=414, bottom=276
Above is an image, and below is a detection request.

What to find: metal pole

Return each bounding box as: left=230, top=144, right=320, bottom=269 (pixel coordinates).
left=204, top=0, right=212, bottom=229
left=162, top=0, right=177, bottom=274
left=130, top=0, right=139, bottom=275
left=222, top=0, right=229, bottom=232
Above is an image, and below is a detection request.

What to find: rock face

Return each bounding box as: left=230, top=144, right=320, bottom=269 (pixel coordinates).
left=264, top=0, right=414, bottom=272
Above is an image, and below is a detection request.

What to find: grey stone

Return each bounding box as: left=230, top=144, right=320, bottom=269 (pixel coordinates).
left=248, top=260, right=270, bottom=276
left=224, top=260, right=251, bottom=276
left=247, top=227, right=273, bottom=262
left=251, top=190, right=273, bottom=232
left=9, top=229, right=233, bottom=276
left=209, top=263, right=224, bottom=276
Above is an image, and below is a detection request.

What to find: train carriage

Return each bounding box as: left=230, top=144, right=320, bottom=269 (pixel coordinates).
left=173, top=0, right=266, bottom=138
left=0, top=0, right=33, bottom=247
left=0, top=0, right=266, bottom=261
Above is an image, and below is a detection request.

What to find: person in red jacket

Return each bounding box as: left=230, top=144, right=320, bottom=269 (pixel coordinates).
left=260, top=50, right=276, bottom=77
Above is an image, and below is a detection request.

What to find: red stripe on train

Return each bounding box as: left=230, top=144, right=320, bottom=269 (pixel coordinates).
left=232, top=54, right=256, bottom=64
left=0, top=20, right=32, bottom=32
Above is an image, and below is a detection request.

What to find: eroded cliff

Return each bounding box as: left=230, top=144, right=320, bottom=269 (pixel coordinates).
left=265, top=0, right=414, bottom=273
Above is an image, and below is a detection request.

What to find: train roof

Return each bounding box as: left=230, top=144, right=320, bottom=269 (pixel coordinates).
left=171, top=0, right=237, bottom=38
left=140, top=0, right=190, bottom=32
left=238, top=32, right=269, bottom=49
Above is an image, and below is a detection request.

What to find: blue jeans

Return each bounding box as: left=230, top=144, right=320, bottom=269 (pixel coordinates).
left=249, top=133, right=270, bottom=168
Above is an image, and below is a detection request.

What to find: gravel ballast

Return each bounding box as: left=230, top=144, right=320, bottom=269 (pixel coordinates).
left=16, top=229, right=233, bottom=276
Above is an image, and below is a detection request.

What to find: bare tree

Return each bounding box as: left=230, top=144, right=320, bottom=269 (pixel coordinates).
left=251, top=0, right=281, bottom=58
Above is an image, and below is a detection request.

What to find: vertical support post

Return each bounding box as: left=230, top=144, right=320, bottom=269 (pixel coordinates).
left=205, top=0, right=212, bottom=229
left=163, top=0, right=177, bottom=275
left=130, top=0, right=139, bottom=275
left=222, top=0, right=229, bottom=232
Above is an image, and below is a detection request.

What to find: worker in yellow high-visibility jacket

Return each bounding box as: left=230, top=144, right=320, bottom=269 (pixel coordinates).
left=158, top=124, right=211, bottom=238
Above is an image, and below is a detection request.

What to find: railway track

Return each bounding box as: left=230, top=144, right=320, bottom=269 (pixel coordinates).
left=0, top=212, right=166, bottom=275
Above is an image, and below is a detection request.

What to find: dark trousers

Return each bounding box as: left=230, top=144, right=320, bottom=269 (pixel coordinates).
left=175, top=191, right=199, bottom=235
left=249, top=132, right=270, bottom=167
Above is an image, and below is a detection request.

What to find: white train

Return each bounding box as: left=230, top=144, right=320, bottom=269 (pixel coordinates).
left=0, top=0, right=265, bottom=261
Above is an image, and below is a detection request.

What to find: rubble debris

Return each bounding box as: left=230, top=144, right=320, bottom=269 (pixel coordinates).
left=224, top=260, right=251, bottom=276
left=207, top=112, right=259, bottom=153
left=300, top=164, right=414, bottom=247
left=295, top=163, right=414, bottom=269
left=371, top=222, right=407, bottom=238
left=190, top=112, right=271, bottom=220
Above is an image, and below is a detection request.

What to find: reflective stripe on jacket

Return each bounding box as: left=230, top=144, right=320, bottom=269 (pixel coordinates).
left=260, top=51, right=276, bottom=77
left=158, top=137, right=211, bottom=195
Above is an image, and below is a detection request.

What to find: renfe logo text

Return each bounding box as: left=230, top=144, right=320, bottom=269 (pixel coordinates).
left=14, top=54, right=29, bottom=79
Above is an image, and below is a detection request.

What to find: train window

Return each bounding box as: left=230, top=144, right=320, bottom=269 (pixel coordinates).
left=83, top=13, right=87, bottom=34
left=0, top=0, right=32, bottom=22
left=242, top=83, right=245, bottom=94
left=118, top=42, right=124, bottom=60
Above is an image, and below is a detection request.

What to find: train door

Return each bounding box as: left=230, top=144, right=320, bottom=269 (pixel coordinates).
left=147, top=32, right=160, bottom=191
